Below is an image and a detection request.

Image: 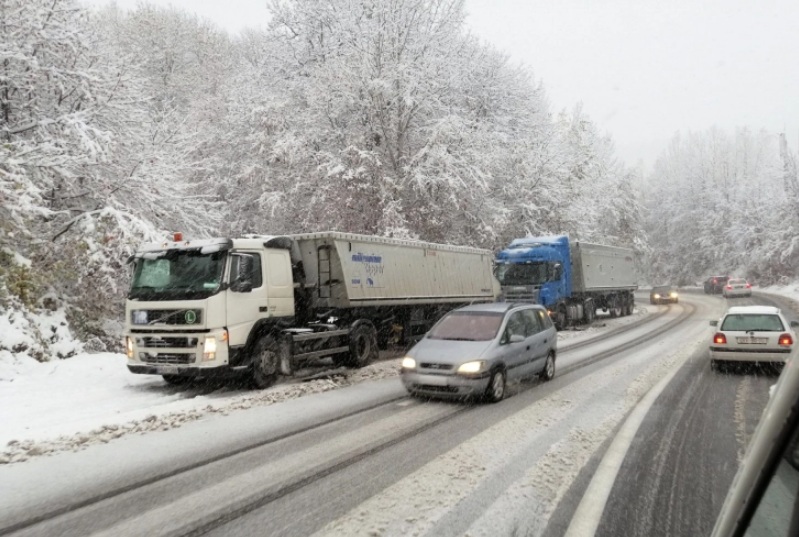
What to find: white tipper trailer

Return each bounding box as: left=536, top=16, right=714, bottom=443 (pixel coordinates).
left=125, top=231, right=500, bottom=387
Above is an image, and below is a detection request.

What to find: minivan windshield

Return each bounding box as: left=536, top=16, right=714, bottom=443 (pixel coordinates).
left=427, top=311, right=504, bottom=341
left=721, top=314, right=785, bottom=332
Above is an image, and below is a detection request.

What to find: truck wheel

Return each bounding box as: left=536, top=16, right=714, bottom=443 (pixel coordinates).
left=540, top=352, right=556, bottom=381
left=346, top=322, right=378, bottom=368
left=555, top=304, right=568, bottom=330
left=162, top=374, right=190, bottom=386
left=485, top=368, right=506, bottom=403
left=252, top=335, right=279, bottom=389
left=584, top=301, right=595, bottom=323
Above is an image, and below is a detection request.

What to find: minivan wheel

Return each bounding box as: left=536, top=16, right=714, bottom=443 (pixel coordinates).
left=485, top=368, right=506, bottom=403
left=540, top=353, right=556, bottom=381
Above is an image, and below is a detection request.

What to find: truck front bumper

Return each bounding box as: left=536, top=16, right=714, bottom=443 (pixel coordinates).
left=127, top=363, right=246, bottom=378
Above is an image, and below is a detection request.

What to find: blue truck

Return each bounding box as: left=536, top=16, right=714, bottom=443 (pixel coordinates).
left=494, top=235, right=638, bottom=329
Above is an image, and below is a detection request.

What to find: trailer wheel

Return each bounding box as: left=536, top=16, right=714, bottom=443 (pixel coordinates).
left=252, top=334, right=279, bottom=389
left=609, top=298, right=622, bottom=318
left=346, top=322, right=379, bottom=368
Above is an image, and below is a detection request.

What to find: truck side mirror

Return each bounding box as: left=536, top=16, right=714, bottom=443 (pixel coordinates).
left=552, top=263, right=562, bottom=281
left=230, top=254, right=254, bottom=293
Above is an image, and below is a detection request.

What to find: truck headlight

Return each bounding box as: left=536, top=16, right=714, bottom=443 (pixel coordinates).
left=125, top=336, right=134, bottom=359
left=203, top=337, right=217, bottom=361
left=457, top=361, right=486, bottom=374
left=653, top=293, right=661, bottom=299
left=401, top=357, right=416, bottom=369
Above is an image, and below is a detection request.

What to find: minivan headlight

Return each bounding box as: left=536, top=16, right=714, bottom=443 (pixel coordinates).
left=401, top=357, right=417, bottom=369
left=457, top=361, right=486, bottom=374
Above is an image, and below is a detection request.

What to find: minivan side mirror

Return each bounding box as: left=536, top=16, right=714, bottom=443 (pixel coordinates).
left=509, top=334, right=525, bottom=344
left=709, top=320, right=718, bottom=327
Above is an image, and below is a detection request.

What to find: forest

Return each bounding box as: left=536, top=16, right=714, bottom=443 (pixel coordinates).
left=0, top=0, right=796, bottom=359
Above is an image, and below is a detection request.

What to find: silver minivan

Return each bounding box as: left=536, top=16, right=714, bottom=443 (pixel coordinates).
left=400, top=302, right=557, bottom=402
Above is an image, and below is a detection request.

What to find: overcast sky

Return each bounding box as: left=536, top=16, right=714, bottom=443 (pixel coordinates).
left=86, top=0, right=799, bottom=171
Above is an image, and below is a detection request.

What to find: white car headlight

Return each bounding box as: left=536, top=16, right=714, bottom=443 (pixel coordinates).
left=401, top=357, right=417, bottom=369
left=653, top=294, right=661, bottom=299
left=457, top=361, right=486, bottom=374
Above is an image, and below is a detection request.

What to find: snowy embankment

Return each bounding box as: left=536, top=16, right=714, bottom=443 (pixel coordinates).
left=1, top=306, right=651, bottom=464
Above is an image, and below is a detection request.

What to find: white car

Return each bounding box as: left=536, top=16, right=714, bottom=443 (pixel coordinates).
left=709, top=305, right=798, bottom=368
left=721, top=277, right=752, bottom=298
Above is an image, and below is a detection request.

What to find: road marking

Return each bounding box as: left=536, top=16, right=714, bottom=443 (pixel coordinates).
left=396, top=400, right=415, bottom=407
left=564, top=346, right=692, bottom=537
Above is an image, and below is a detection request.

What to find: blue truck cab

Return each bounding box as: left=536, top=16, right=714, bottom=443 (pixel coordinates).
left=494, top=235, right=571, bottom=310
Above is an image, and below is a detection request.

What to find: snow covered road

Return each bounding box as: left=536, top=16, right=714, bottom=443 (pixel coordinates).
left=2, top=294, right=714, bottom=537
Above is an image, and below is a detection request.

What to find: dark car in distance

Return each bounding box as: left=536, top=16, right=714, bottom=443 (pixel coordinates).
left=650, top=285, right=678, bottom=304
left=704, top=275, right=730, bottom=294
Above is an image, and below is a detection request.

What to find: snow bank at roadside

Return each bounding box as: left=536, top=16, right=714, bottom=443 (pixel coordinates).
left=0, top=353, right=403, bottom=464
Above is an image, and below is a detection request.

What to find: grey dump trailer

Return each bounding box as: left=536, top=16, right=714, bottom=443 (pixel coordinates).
left=125, top=231, right=500, bottom=387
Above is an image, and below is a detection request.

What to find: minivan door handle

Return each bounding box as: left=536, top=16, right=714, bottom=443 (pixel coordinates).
left=526, top=346, right=531, bottom=350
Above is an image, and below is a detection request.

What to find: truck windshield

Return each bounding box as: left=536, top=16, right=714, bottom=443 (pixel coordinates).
left=495, top=262, right=551, bottom=286
left=129, top=250, right=226, bottom=300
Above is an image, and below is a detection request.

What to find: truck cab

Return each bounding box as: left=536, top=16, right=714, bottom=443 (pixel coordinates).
left=494, top=236, right=571, bottom=309
left=124, top=235, right=294, bottom=381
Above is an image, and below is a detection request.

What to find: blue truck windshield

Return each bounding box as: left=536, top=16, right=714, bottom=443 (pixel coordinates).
left=129, top=250, right=226, bottom=300
left=495, top=262, right=551, bottom=286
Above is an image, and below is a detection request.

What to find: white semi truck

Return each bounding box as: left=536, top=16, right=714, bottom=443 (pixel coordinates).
left=125, top=231, right=500, bottom=387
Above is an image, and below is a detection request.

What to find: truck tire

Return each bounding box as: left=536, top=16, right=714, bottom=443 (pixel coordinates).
left=584, top=300, right=595, bottom=323
left=485, top=367, right=506, bottom=403
left=554, top=303, right=568, bottom=331
left=346, top=322, right=379, bottom=368
left=252, top=334, right=279, bottom=389
left=162, top=374, right=190, bottom=386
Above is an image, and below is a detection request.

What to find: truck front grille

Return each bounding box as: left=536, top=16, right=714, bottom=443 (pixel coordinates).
left=140, top=353, right=195, bottom=365
left=502, top=288, right=539, bottom=303
left=138, top=337, right=198, bottom=349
